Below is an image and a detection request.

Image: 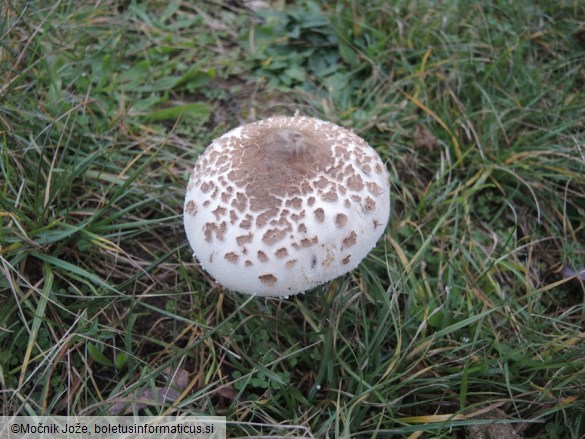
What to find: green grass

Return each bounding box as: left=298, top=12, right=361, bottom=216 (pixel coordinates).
left=1, top=0, right=584, bottom=437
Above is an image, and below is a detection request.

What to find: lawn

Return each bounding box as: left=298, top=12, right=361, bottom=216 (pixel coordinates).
left=1, top=0, right=584, bottom=437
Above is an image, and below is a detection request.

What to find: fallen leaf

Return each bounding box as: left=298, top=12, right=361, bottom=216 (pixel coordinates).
left=108, top=387, right=181, bottom=415
left=465, top=408, right=522, bottom=439
left=216, top=384, right=237, bottom=399
left=107, top=367, right=190, bottom=415
left=414, top=124, right=438, bottom=150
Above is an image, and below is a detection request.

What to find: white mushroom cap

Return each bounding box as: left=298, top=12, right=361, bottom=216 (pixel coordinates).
left=184, top=115, right=390, bottom=297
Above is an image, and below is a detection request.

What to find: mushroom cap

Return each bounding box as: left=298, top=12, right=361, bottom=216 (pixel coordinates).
left=184, top=115, right=390, bottom=296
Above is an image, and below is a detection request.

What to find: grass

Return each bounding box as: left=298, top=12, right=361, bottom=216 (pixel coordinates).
left=1, top=0, right=584, bottom=437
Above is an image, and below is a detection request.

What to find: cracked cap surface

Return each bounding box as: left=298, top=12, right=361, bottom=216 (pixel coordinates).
left=184, top=115, right=390, bottom=296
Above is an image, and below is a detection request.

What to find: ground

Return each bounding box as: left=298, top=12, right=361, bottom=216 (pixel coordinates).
left=1, top=1, right=584, bottom=437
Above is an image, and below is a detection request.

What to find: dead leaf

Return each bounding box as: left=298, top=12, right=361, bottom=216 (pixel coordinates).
left=163, top=367, right=189, bottom=391
left=108, top=367, right=190, bottom=415
left=465, top=408, right=522, bottom=439
left=216, top=384, right=237, bottom=399
left=108, top=387, right=181, bottom=415
left=561, top=265, right=585, bottom=284
left=414, top=124, right=438, bottom=150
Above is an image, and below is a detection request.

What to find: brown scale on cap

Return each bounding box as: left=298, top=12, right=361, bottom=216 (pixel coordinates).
left=257, top=250, right=268, bottom=262
left=363, top=197, right=376, bottom=212
left=257, top=208, right=282, bottom=228
left=367, top=182, right=384, bottom=195
left=286, top=197, right=303, bottom=209
left=347, top=173, right=364, bottom=191
left=200, top=181, right=213, bottom=193
left=314, top=176, right=329, bottom=189
left=275, top=247, right=288, bottom=258
left=203, top=221, right=227, bottom=242
left=259, top=274, right=277, bottom=285
left=262, top=228, right=287, bottom=245
left=239, top=214, right=253, bottom=230
left=335, top=213, right=348, bottom=228
left=291, top=210, right=305, bottom=222
left=236, top=232, right=253, bottom=247
left=204, top=223, right=216, bottom=243
left=185, top=200, right=197, bottom=216
left=212, top=206, right=227, bottom=219
left=342, top=231, right=357, bottom=249
left=292, top=236, right=318, bottom=250
left=314, top=208, right=325, bottom=223
left=321, top=190, right=338, bottom=202
left=232, top=192, right=247, bottom=212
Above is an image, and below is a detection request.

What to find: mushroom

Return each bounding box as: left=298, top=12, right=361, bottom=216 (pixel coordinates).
left=184, top=114, right=390, bottom=296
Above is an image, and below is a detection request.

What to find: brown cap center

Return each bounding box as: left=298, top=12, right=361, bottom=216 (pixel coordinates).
left=231, top=126, right=334, bottom=211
